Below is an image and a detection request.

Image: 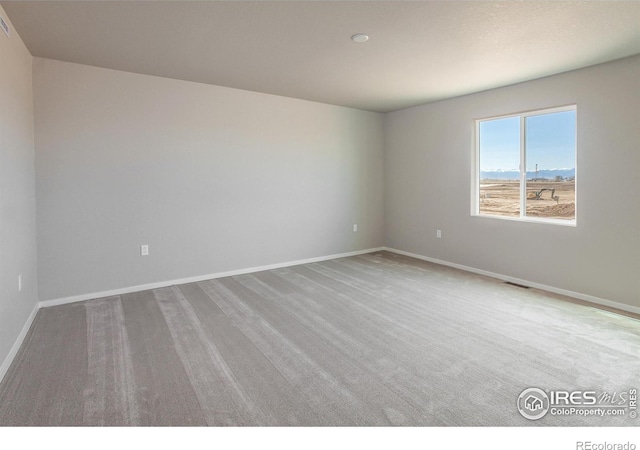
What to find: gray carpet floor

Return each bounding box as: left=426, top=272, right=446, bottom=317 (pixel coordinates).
left=1, top=251, right=638, bottom=426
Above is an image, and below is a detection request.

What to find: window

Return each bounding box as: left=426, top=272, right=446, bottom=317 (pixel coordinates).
left=473, top=106, right=576, bottom=224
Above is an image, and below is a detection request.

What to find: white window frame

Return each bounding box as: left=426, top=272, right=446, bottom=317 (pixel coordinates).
left=472, top=105, right=577, bottom=226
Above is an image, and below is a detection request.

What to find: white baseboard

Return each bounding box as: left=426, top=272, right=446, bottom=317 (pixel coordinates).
left=40, top=245, right=640, bottom=315
left=39, top=247, right=385, bottom=309
left=383, top=247, right=640, bottom=316
left=0, top=302, right=39, bottom=384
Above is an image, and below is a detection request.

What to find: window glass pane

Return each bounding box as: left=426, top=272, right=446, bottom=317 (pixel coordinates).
left=478, top=116, right=520, bottom=217
left=525, top=110, right=576, bottom=220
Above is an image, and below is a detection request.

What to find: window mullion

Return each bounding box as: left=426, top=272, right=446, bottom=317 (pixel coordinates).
left=520, top=115, right=526, bottom=218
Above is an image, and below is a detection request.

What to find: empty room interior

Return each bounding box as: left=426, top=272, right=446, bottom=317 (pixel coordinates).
left=1, top=1, right=639, bottom=429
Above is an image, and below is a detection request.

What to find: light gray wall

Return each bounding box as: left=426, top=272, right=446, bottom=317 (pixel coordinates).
left=34, top=58, right=384, bottom=301
left=0, top=6, right=38, bottom=370
left=385, top=55, right=640, bottom=309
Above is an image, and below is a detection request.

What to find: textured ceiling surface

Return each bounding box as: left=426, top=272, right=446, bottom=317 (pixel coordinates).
left=3, top=1, right=640, bottom=112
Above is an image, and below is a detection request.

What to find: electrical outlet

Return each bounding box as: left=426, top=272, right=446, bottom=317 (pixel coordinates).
left=353, top=224, right=358, bottom=232
left=18, top=274, right=22, bottom=292
left=141, top=244, right=149, bottom=256
left=436, top=229, right=442, bottom=239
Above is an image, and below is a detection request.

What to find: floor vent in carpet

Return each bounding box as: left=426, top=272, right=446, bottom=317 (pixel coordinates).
left=504, top=281, right=530, bottom=289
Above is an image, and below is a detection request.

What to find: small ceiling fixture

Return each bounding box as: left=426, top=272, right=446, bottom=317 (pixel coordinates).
left=351, top=34, right=369, bottom=43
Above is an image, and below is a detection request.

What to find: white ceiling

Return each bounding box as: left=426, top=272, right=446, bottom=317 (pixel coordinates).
left=3, top=1, right=640, bottom=112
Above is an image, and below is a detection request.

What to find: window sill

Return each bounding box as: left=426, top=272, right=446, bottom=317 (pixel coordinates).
left=471, top=214, right=576, bottom=227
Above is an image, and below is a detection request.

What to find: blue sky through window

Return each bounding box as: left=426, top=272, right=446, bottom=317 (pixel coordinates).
left=479, top=110, right=576, bottom=172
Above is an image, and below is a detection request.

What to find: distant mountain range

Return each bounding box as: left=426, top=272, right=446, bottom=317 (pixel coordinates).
left=480, top=168, right=575, bottom=181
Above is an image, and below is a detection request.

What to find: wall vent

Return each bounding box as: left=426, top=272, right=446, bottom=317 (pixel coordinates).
left=504, top=281, right=530, bottom=289
left=0, top=16, right=9, bottom=37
